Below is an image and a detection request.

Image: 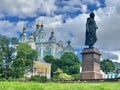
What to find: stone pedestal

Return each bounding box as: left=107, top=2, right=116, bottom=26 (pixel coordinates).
left=80, top=48, right=102, bottom=80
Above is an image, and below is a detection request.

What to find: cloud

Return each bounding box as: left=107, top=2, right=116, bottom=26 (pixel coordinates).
left=0, top=0, right=103, bottom=19
left=0, top=0, right=56, bottom=18
left=112, top=51, right=120, bottom=63
left=55, top=13, right=88, bottom=47
left=100, top=51, right=120, bottom=63
left=100, top=50, right=119, bottom=60
left=81, top=4, right=88, bottom=13
left=0, top=20, right=28, bottom=38
left=54, top=0, right=82, bottom=16
left=82, top=0, right=101, bottom=6
left=94, top=0, right=120, bottom=51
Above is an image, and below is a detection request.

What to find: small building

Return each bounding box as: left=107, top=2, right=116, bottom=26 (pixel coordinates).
left=33, top=60, right=51, bottom=79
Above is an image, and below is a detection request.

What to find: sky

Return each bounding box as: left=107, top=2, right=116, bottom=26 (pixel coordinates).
left=0, top=0, right=120, bottom=62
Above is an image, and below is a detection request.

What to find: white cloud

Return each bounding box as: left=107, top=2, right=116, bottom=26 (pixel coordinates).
left=96, top=1, right=101, bottom=7
left=112, top=51, right=120, bottom=63
left=0, top=20, right=28, bottom=38
left=82, top=0, right=100, bottom=5
left=81, top=4, right=88, bottom=13
left=94, top=0, right=120, bottom=51
left=36, top=15, right=62, bottom=29
left=52, top=13, right=88, bottom=47
left=54, top=0, right=81, bottom=15
left=0, top=0, right=56, bottom=18
left=100, top=50, right=118, bottom=60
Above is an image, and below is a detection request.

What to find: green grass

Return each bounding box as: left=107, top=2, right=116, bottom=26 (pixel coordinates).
left=0, top=81, right=120, bottom=90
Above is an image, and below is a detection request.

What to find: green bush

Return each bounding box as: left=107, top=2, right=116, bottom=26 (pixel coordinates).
left=58, top=73, right=73, bottom=81
left=72, top=74, right=79, bottom=80
left=8, top=77, right=15, bottom=82
left=53, top=68, right=73, bottom=81
left=30, top=75, right=48, bottom=82
left=30, top=75, right=40, bottom=82
left=39, top=76, right=48, bottom=82
left=0, top=78, right=7, bottom=81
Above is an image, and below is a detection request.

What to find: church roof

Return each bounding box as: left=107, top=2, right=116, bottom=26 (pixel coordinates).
left=48, top=31, right=56, bottom=43
left=20, top=26, right=27, bottom=36
left=64, top=45, right=74, bottom=52
left=20, top=26, right=28, bottom=43
left=38, top=26, right=45, bottom=34
left=29, top=34, right=34, bottom=42
left=64, top=40, right=74, bottom=52
left=30, top=34, right=34, bottom=39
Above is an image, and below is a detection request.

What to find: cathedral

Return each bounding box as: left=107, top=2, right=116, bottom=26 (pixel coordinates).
left=20, top=23, right=74, bottom=79
left=20, top=23, right=74, bottom=59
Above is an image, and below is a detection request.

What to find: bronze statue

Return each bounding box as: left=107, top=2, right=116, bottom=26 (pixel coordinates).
left=85, top=12, right=98, bottom=48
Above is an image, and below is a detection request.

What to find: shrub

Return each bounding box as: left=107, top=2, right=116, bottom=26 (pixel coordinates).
left=39, top=76, right=48, bottom=82
left=30, top=75, right=48, bottom=82
left=58, top=73, right=73, bottom=81
left=30, top=75, right=40, bottom=82
left=72, top=74, right=79, bottom=80
left=8, top=77, right=15, bottom=82
left=53, top=68, right=73, bottom=81
left=0, top=78, right=7, bottom=81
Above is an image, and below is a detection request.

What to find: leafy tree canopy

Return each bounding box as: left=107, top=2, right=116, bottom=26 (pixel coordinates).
left=100, top=59, right=115, bottom=74
left=13, top=43, right=38, bottom=78
left=59, top=52, right=81, bottom=75
left=11, top=37, right=18, bottom=45
left=44, top=55, right=55, bottom=63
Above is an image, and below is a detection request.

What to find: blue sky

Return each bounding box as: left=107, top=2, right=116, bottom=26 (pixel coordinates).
left=0, top=0, right=120, bottom=62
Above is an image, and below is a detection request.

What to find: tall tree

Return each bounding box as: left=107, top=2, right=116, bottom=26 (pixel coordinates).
left=0, top=35, right=13, bottom=79
left=11, top=37, right=18, bottom=45
left=44, top=55, right=58, bottom=76
left=59, top=52, right=81, bottom=75
left=12, top=43, right=38, bottom=78
left=0, top=36, right=11, bottom=61
left=100, top=59, right=115, bottom=74
left=44, top=55, right=55, bottom=63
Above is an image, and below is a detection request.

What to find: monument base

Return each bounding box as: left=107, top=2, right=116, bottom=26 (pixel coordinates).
left=80, top=48, right=103, bottom=80
left=80, top=71, right=102, bottom=80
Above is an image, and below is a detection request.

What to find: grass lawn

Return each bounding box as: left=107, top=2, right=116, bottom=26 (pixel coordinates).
left=0, top=81, right=120, bottom=90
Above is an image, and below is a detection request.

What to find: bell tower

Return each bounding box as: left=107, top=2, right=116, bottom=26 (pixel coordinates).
left=35, top=23, right=46, bottom=44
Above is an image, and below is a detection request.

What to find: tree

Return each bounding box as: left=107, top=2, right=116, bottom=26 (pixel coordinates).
left=0, top=35, right=13, bottom=79
left=59, top=52, right=81, bottom=75
left=44, top=55, right=58, bottom=77
left=13, top=43, right=38, bottom=78
left=100, top=59, right=115, bottom=74
left=0, top=36, right=11, bottom=61
left=11, top=37, right=18, bottom=45
left=44, top=55, right=55, bottom=63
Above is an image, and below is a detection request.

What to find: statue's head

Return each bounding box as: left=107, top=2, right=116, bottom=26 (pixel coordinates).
left=90, top=12, right=95, bottom=19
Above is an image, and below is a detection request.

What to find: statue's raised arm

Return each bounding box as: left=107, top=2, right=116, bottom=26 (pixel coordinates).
left=85, top=12, right=98, bottom=48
